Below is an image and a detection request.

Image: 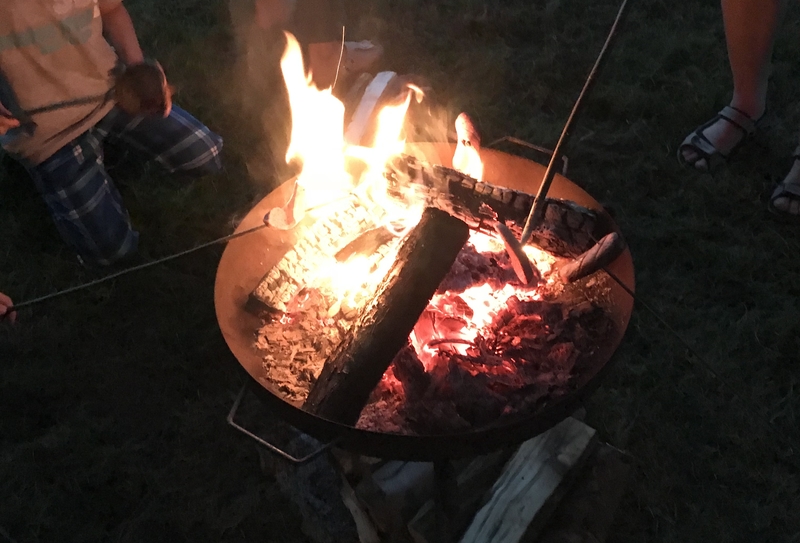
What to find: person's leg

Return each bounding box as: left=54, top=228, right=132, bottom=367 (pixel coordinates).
left=292, top=0, right=345, bottom=88
left=26, top=128, right=139, bottom=266
left=291, top=0, right=382, bottom=89
left=97, top=106, right=223, bottom=176
left=307, top=41, right=343, bottom=89
left=769, top=141, right=800, bottom=217
left=680, top=0, right=784, bottom=170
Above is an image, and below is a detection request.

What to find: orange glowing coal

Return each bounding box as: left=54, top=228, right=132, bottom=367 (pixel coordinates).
left=411, top=230, right=555, bottom=369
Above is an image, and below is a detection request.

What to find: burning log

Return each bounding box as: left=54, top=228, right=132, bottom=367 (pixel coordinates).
left=391, top=344, right=432, bottom=401
left=248, top=197, right=388, bottom=314
left=385, top=154, right=601, bottom=257
left=304, top=207, right=471, bottom=425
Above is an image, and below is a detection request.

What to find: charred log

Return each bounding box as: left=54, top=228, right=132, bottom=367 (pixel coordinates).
left=304, top=207, right=471, bottom=425
left=384, top=154, right=604, bottom=257
left=391, top=344, right=431, bottom=401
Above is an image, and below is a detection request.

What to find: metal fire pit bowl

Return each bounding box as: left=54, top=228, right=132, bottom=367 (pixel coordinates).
left=215, top=142, right=635, bottom=461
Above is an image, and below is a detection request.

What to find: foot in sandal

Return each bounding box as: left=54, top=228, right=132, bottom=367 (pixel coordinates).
left=678, top=104, right=763, bottom=172
left=769, top=146, right=800, bottom=220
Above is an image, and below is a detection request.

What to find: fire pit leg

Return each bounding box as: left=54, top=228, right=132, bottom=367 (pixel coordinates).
left=226, top=384, right=339, bottom=465
left=434, top=460, right=457, bottom=543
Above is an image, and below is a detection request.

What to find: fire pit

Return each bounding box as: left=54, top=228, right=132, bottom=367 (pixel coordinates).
left=214, top=140, right=634, bottom=461
left=214, top=31, right=634, bottom=461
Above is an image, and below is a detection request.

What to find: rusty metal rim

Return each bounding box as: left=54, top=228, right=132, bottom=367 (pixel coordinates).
left=214, top=142, right=635, bottom=461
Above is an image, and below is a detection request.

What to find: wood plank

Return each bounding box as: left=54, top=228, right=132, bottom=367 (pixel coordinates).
left=248, top=197, right=388, bottom=314
left=384, top=154, right=601, bottom=257
left=459, top=417, right=597, bottom=543
left=270, top=436, right=360, bottom=543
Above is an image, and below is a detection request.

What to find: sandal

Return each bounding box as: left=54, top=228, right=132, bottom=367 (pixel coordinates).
left=768, top=145, right=800, bottom=222
left=678, top=105, right=759, bottom=172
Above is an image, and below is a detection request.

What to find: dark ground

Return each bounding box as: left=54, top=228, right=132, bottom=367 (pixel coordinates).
left=2, top=0, right=800, bottom=541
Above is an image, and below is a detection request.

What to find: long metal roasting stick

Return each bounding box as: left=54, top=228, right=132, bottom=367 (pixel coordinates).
left=5, top=191, right=355, bottom=314
left=519, top=0, right=630, bottom=245
left=5, top=222, right=270, bottom=314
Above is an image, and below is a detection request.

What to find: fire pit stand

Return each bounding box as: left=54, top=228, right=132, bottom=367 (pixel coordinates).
left=433, top=460, right=457, bottom=542
left=227, top=384, right=338, bottom=464
left=227, top=385, right=622, bottom=543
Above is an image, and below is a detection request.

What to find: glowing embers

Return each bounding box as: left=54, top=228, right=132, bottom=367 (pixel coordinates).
left=410, top=229, right=555, bottom=370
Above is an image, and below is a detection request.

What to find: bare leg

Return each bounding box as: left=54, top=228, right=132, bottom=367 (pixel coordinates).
left=681, top=0, right=783, bottom=170
left=308, top=41, right=342, bottom=89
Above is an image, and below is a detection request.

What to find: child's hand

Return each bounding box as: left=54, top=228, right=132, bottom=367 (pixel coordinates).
left=0, top=292, right=16, bottom=324
left=0, top=101, right=20, bottom=136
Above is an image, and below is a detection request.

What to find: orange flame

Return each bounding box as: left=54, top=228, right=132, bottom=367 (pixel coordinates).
left=278, top=33, right=420, bottom=303
left=280, top=33, right=351, bottom=211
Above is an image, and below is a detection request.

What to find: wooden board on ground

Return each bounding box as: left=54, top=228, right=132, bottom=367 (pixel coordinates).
left=458, top=417, right=597, bottom=543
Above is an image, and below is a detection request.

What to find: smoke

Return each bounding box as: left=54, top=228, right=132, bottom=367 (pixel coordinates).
left=228, top=0, right=294, bottom=192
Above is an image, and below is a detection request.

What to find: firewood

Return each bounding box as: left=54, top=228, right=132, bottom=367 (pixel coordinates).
left=391, top=344, right=431, bottom=400
left=355, top=460, right=436, bottom=535
left=251, top=152, right=606, bottom=314
left=384, top=154, right=599, bottom=256
left=271, top=434, right=360, bottom=543
left=406, top=450, right=513, bottom=543
left=340, top=476, right=381, bottom=543
left=459, top=417, right=597, bottom=543
left=304, top=207, right=470, bottom=425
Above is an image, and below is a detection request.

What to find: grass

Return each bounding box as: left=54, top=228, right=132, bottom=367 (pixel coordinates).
left=2, top=0, right=800, bottom=541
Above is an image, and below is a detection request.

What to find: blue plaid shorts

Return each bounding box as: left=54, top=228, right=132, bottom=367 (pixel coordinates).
left=26, top=105, right=223, bottom=266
